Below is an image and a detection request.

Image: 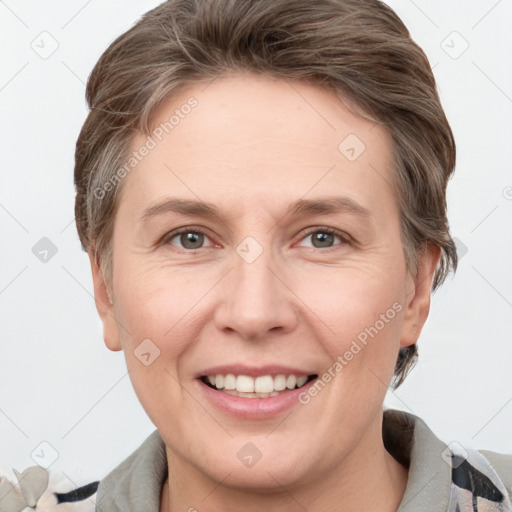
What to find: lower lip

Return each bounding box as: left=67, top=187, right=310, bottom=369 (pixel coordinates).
left=195, top=377, right=318, bottom=419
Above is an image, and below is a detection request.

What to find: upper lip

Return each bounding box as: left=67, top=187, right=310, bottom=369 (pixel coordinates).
left=195, top=365, right=318, bottom=379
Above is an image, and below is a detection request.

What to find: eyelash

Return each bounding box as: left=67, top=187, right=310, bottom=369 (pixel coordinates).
left=161, top=226, right=350, bottom=252
left=300, top=226, right=349, bottom=245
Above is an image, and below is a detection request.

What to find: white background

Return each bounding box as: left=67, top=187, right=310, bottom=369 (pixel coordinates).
left=1, top=0, right=511, bottom=489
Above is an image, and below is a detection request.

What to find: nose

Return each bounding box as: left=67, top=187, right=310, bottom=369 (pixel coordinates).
left=213, top=243, right=299, bottom=341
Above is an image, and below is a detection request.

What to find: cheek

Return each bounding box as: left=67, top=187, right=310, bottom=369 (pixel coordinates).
left=297, top=262, right=404, bottom=336
left=111, top=271, right=193, bottom=399
left=113, top=298, right=192, bottom=431
left=291, top=263, right=405, bottom=399
left=114, top=264, right=197, bottom=342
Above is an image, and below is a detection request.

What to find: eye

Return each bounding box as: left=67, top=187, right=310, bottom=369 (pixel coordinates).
left=161, top=226, right=349, bottom=252
left=297, top=227, right=349, bottom=249
left=163, top=228, right=216, bottom=250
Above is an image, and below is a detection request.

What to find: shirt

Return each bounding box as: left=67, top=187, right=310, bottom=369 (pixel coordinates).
left=92, top=409, right=512, bottom=511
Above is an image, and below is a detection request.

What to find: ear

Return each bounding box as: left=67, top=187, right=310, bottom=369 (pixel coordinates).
left=400, top=245, right=441, bottom=348
left=88, top=249, right=122, bottom=351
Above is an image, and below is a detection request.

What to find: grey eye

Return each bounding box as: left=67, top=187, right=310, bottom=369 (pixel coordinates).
left=169, top=231, right=206, bottom=249
left=310, top=232, right=336, bottom=248
left=181, top=232, right=204, bottom=249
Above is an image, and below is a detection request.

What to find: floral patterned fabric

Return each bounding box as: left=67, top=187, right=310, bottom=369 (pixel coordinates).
left=446, top=446, right=512, bottom=511
left=2, top=409, right=510, bottom=511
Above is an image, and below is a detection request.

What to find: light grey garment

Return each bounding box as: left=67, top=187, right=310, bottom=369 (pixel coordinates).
left=95, top=430, right=167, bottom=511
left=95, top=409, right=512, bottom=512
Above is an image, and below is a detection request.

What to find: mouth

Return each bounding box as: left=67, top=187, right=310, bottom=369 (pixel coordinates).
left=199, top=373, right=318, bottom=399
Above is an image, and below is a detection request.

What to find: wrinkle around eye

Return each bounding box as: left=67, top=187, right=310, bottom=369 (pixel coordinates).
left=156, top=228, right=353, bottom=258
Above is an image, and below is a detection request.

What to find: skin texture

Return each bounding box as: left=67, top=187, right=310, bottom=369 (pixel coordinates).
left=89, top=73, right=440, bottom=512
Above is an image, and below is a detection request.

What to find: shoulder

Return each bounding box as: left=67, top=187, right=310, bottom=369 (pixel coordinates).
left=94, top=429, right=167, bottom=512
left=448, top=447, right=512, bottom=510
left=383, top=408, right=512, bottom=512
left=477, top=449, right=512, bottom=500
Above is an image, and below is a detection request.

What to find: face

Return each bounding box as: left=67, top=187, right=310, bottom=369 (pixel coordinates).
left=90, top=73, right=438, bottom=490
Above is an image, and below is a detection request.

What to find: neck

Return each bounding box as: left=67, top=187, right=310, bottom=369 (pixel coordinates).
left=160, top=414, right=408, bottom=512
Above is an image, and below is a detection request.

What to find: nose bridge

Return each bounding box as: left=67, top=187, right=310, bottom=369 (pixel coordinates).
left=235, top=239, right=275, bottom=301
left=214, top=234, right=297, bottom=340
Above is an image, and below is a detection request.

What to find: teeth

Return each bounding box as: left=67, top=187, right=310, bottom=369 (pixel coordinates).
left=236, top=375, right=254, bottom=393
left=205, top=373, right=312, bottom=393
left=286, top=375, right=297, bottom=389
left=223, top=390, right=282, bottom=399
left=255, top=375, right=274, bottom=393
left=215, top=374, right=224, bottom=389
left=274, top=374, right=287, bottom=391
left=224, top=373, right=236, bottom=390
left=296, top=376, right=308, bottom=387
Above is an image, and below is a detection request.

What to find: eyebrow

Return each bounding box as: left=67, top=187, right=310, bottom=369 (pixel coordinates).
left=139, top=196, right=371, bottom=225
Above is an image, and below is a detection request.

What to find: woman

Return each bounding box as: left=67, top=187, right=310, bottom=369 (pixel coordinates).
left=70, top=0, right=511, bottom=510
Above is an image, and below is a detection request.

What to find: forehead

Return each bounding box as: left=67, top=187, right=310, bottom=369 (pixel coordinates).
left=119, top=73, right=396, bottom=221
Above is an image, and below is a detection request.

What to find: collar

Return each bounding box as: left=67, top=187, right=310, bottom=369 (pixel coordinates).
left=95, top=409, right=506, bottom=512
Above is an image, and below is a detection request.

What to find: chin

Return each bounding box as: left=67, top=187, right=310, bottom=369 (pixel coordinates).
left=192, top=438, right=318, bottom=490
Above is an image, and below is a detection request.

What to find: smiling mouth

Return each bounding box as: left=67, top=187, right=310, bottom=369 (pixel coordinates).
left=199, top=373, right=318, bottom=398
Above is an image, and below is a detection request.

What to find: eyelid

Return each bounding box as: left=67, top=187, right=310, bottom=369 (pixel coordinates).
left=161, top=225, right=351, bottom=251
left=161, top=226, right=219, bottom=249
left=295, top=226, right=352, bottom=248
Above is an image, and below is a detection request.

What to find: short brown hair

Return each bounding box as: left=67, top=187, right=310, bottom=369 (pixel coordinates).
left=74, top=0, right=458, bottom=388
